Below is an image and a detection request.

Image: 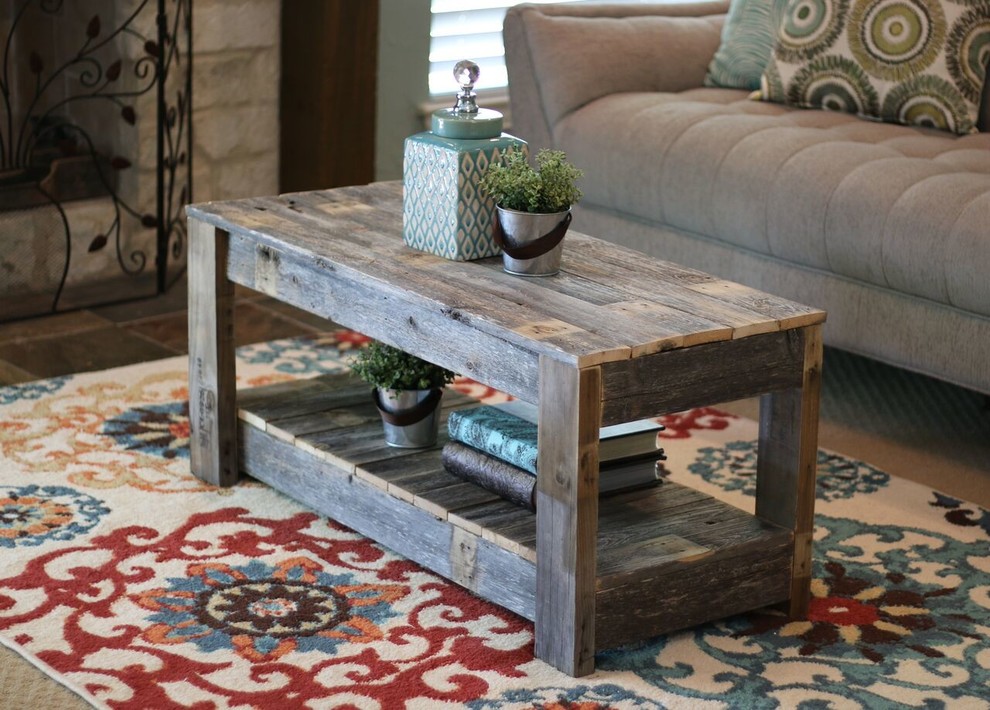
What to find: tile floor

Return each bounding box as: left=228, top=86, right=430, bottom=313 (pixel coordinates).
left=0, top=275, right=332, bottom=385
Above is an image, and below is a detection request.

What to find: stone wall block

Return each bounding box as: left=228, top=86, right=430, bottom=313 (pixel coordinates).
left=215, top=151, right=278, bottom=200
left=194, top=48, right=279, bottom=110
left=189, top=0, right=281, bottom=205
left=6, top=198, right=156, bottom=289
left=192, top=159, right=215, bottom=204
left=194, top=104, right=278, bottom=161
left=116, top=166, right=160, bottom=219
left=193, top=0, right=279, bottom=54
left=0, top=210, right=38, bottom=292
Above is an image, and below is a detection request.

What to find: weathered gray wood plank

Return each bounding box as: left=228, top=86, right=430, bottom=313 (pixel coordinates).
left=241, top=378, right=368, bottom=434
left=600, top=330, right=805, bottom=425
left=597, top=482, right=784, bottom=578
left=236, top=377, right=325, bottom=410
left=354, top=450, right=446, bottom=502
left=535, top=357, right=601, bottom=677
left=445, top=499, right=508, bottom=537
left=210, top=197, right=627, bottom=368
left=266, top=403, right=380, bottom=441
left=225, top=230, right=542, bottom=400
left=187, top=219, right=238, bottom=487
left=413, top=479, right=503, bottom=519
left=756, top=324, right=822, bottom=618
left=396, top=240, right=724, bottom=359
left=260, top=191, right=733, bottom=360
left=235, top=371, right=808, bottom=661
left=188, top=183, right=823, bottom=369
left=595, top=531, right=793, bottom=649
left=471, top=501, right=539, bottom=561
left=239, top=421, right=537, bottom=620
left=562, top=231, right=825, bottom=335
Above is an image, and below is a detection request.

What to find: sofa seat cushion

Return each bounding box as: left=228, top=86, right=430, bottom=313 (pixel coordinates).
left=554, top=88, right=990, bottom=316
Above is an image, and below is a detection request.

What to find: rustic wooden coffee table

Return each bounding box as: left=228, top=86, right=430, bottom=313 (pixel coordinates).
left=185, top=181, right=825, bottom=677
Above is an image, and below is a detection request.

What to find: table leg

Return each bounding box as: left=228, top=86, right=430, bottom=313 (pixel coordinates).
left=187, top=218, right=239, bottom=487
left=755, top=324, right=823, bottom=617
left=535, top=356, right=602, bottom=676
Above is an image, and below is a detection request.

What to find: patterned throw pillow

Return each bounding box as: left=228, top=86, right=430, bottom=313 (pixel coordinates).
left=760, top=0, right=990, bottom=134
left=706, top=0, right=786, bottom=90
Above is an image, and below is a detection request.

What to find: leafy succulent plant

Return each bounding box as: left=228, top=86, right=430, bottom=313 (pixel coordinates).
left=479, top=149, right=583, bottom=214
left=350, top=340, right=456, bottom=391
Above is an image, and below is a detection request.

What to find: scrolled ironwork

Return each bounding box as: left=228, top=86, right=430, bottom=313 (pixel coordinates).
left=0, top=0, right=191, bottom=318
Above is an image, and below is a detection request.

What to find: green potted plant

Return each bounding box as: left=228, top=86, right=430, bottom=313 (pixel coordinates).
left=479, top=148, right=583, bottom=276
left=350, top=340, right=456, bottom=448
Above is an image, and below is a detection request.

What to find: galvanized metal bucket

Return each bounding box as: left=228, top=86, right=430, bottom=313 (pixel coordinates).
left=374, top=387, right=443, bottom=448
left=494, top=207, right=571, bottom=277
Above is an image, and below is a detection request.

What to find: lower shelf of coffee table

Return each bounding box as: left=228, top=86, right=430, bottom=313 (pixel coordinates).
left=237, top=373, right=795, bottom=649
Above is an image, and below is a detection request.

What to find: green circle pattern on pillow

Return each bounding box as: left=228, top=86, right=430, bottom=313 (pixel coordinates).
left=788, top=55, right=882, bottom=114
left=848, top=0, right=945, bottom=80
left=776, top=0, right=851, bottom=62
left=763, top=0, right=990, bottom=133
left=881, top=74, right=973, bottom=130
left=946, top=8, right=990, bottom=102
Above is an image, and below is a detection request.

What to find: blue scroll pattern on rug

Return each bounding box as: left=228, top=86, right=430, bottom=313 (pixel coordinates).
left=0, top=376, right=71, bottom=405
left=689, top=441, right=891, bottom=500
left=102, top=401, right=190, bottom=460
left=237, top=332, right=368, bottom=375
left=467, top=684, right=665, bottom=708
left=931, top=491, right=990, bottom=537
left=597, top=513, right=990, bottom=707
left=0, top=485, right=109, bottom=547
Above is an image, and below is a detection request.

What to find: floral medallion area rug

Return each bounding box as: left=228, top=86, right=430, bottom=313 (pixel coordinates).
left=1, top=332, right=988, bottom=709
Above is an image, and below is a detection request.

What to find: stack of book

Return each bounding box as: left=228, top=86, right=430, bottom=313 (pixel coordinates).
left=442, top=400, right=667, bottom=511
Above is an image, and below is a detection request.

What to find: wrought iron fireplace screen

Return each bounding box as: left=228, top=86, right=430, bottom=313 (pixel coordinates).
left=0, top=0, right=191, bottom=320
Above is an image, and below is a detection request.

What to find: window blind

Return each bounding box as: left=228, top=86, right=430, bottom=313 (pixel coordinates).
left=429, top=0, right=662, bottom=95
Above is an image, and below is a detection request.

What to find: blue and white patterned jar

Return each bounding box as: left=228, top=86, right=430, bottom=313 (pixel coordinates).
left=403, top=61, right=526, bottom=261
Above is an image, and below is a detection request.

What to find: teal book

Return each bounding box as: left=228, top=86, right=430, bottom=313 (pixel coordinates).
left=447, top=405, right=540, bottom=474
left=447, top=401, right=663, bottom=474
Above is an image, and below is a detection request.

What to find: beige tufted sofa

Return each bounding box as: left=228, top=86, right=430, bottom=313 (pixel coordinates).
left=504, top=1, right=990, bottom=395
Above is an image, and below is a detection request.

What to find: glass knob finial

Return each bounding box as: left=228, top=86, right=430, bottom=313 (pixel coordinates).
left=452, top=60, right=480, bottom=114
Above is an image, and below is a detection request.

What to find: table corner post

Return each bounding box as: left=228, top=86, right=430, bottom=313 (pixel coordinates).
left=187, top=217, right=239, bottom=487
left=756, top=323, right=823, bottom=618
left=534, top=356, right=602, bottom=676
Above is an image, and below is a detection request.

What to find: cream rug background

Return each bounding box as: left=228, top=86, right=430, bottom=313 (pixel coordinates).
left=1, top=338, right=987, bottom=708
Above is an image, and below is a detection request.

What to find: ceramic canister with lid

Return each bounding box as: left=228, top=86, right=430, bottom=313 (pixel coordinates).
left=402, top=60, right=527, bottom=261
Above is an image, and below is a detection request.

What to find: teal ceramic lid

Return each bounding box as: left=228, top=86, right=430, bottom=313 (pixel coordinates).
left=431, top=60, right=503, bottom=140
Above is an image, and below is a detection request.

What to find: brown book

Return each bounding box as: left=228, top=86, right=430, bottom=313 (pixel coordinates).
left=441, top=442, right=666, bottom=512
left=442, top=441, right=536, bottom=511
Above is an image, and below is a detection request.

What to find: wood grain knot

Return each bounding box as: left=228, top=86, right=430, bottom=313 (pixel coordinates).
left=257, top=246, right=280, bottom=264
left=441, top=307, right=469, bottom=323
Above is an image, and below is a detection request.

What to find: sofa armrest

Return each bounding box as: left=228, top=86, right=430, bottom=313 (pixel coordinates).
left=504, top=2, right=730, bottom=149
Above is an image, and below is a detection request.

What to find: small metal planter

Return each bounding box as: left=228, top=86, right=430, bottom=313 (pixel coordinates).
left=374, top=387, right=443, bottom=448
left=494, top=206, right=571, bottom=276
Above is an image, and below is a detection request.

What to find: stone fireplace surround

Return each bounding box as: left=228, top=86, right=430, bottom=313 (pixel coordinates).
left=192, top=0, right=279, bottom=205
left=0, top=0, right=280, bottom=320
